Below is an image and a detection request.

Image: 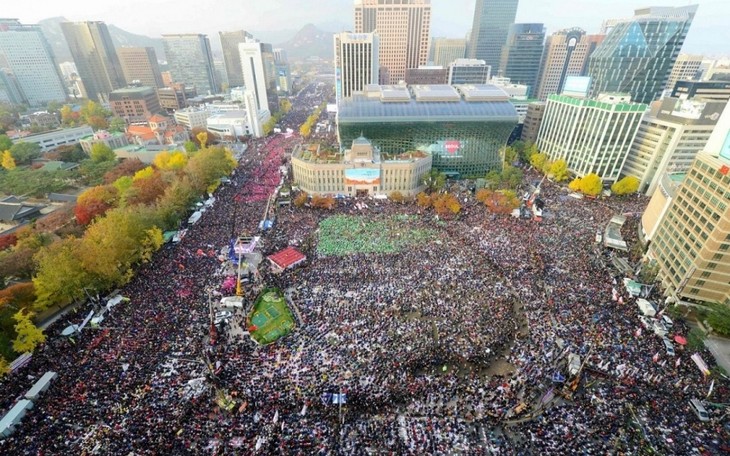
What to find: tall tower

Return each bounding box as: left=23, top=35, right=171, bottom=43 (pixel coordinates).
left=163, top=34, right=218, bottom=95
left=588, top=5, right=698, bottom=104
left=664, top=54, right=703, bottom=92
left=467, top=0, right=519, bottom=75
left=499, top=23, right=545, bottom=97
left=431, top=38, right=466, bottom=67
left=0, top=18, right=67, bottom=106
left=334, top=32, right=379, bottom=102
left=61, top=21, right=126, bottom=102
left=117, top=47, right=164, bottom=88
left=535, top=29, right=604, bottom=101
left=239, top=41, right=270, bottom=117
left=354, top=0, right=431, bottom=84
left=219, top=30, right=253, bottom=88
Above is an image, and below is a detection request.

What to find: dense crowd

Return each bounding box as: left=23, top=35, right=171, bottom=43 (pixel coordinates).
left=0, top=136, right=728, bottom=455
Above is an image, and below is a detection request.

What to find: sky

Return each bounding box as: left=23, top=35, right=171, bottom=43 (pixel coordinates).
left=4, top=0, right=729, bottom=55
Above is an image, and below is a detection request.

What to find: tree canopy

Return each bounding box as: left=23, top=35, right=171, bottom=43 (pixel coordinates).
left=90, top=143, right=117, bottom=163
left=611, top=175, right=640, bottom=195
left=9, top=142, right=41, bottom=165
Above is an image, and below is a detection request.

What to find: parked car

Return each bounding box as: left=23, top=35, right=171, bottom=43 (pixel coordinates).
left=653, top=320, right=668, bottom=337
left=662, top=337, right=675, bottom=356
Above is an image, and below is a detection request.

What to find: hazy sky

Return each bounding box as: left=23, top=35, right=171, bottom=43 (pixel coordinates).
left=5, top=0, right=729, bottom=55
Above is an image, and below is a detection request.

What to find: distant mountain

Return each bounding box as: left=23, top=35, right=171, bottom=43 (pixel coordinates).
left=277, top=24, right=334, bottom=61
left=38, top=17, right=166, bottom=64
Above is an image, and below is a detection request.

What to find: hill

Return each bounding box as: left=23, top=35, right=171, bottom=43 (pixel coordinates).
left=277, top=24, right=334, bottom=61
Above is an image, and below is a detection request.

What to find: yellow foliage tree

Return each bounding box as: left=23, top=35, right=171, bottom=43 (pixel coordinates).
left=530, top=152, right=548, bottom=171
left=579, top=173, right=603, bottom=196
left=12, top=310, right=46, bottom=353
left=568, top=177, right=582, bottom=192
left=475, top=188, right=491, bottom=203
left=154, top=151, right=188, bottom=171
left=293, top=192, right=308, bottom=207
left=1, top=150, right=16, bottom=170
left=416, top=192, right=432, bottom=208
left=389, top=191, right=405, bottom=203
left=133, top=166, right=156, bottom=181
left=196, top=131, right=208, bottom=149
left=549, top=159, right=569, bottom=182
left=299, top=122, right=312, bottom=138
left=610, top=175, right=640, bottom=195
left=0, top=357, right=9, bottom=378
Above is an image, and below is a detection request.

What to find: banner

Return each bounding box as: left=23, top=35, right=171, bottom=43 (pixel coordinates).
left=691, top=353, right=711, bottom=376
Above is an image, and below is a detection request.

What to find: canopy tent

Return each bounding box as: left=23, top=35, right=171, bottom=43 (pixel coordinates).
left=268, top=247, right=306, bottom=271
left=637, top=298, right=657, bottom=317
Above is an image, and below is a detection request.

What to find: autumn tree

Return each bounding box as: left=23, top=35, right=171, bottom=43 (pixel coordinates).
left=416, top=192, right=432, bottom=208
left=293, top=192, right=308, bottom=208
left=185, top=146, right=236, bottom=193
left=611, top=175, right=640, bottom=195
left=0, top=357, right=9, bottom=378
left=568, top=177, right=582, bottom=192
left=103, top=158, right=146, bottom=184
left=127, top=169, right=167, bottom=206
left=12, top=310, right=45, bottom=353
left=196, top=131, right=209, bottom=149
left=1, top=150, right=16, bottom=170
left=34, top=204, right=75, bottom=233
left=60, top=105, right=80, bottom=126
left=153, top=150, right=188, bottom=171
left=432, top=193, right=461, bottom=217
left=529, top=152, right=548, bottom=172
left=155, top=175, right=197, bottom=228
left=90, top=143, right=116, bottom=163
left=389, top=191, right=405, bottom=203
left=549, top=159, right=569, bottom=182
left=475, top=188, right=491, bottom=203
left=74, top=185, right=119, bottom=225
left=311, top=195, right=335, bottom=209
left=80, top=100, right=110, bottom=130
left=0, top=283, right=36, bottom=311
left=579, top=173, right=603, bottom=196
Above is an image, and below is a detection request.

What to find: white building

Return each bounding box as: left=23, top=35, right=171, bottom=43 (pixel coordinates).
left=334, top=32, right=379, bottom=102
left=174, top=107, right=211, bottom=129
left=620, top=97, right=727, bottom=195
left=489, top=77, right=529, bottom=122
left=448, top=59, right=491, bottom=85
left=20, top=125, right=94, bottom=152
left=239, top=40, right=270, bottom=116
left=206, top=111, right=253, bottom=138
left=536, top=93, right=647, bottom=182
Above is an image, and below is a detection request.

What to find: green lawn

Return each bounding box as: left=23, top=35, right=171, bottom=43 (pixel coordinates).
left=317, top=215, right=435, bottom=257
left=248, top=288, right=295, bottom=345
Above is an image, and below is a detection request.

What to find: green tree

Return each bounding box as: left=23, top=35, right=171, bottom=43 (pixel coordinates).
left=184, top=140, right=198, bottom=154
left=501, top=166, right=523, bottom=189
left=0, top=169, right=69, bottom=197
left=78, top=159, right=117, bottom=186
left=687, top=327, right=707, bottom=351
left=1, top=150, right=16, bottom=170
left=12, top=310, right=45, bottom=353
left=9, top=142, right=41, bottom=165
left=0, top=356, right=9, bottom=378
left=503, top=146, right=518, bottom=164
left=549, top=159, right=569, bottom=182
left=33, top=237, right=90, bottom=310
left=0, top=134, right=12, bottom=151
left=579, top=173, right=603, bottom=196
left=56, top=144, right=88, bottom=162
left=611, top=175, right=641, bottom=195
left=485, top=170, right=501, bottom=189
left=707, top=305, right=730, bottom=337
left=529, top=152, right=548, bottom=171
left=90, top=143, right=116, bottom=163
left=421, top=169, right=446, bottom=194
left=523, top=142, right=539, bottom=162
left=109, top=117, right=126, bottom=133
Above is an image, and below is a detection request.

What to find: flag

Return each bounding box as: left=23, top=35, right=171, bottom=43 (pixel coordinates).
left=675, top=358, right=681, bottom=367
left=652, top=352, right=659, bottom=363
left=707, top=379, right=715, bottom=398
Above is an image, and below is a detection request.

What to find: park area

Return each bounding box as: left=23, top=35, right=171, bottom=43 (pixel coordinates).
left=316, top=214, right=435, bottom=256
left=247, top=288, right=295, bottom=345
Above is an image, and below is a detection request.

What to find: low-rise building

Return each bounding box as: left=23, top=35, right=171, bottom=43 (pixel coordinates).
left=174, top=107, right=211, bottom=130
left=292, top=137, right=432, bottom=197
left=109, top=86, right=162, bottom=124
left=126, top=114, right=187, bottom=146
left=206, top=111, right=254, bottom=139
left=113, top=143, right=185, bottom=164
left=79, top=130, right=129, bottom=153
left=19, top=125, right=94, bottom=152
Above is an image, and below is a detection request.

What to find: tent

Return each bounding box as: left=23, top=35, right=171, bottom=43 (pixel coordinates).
left=637, top=298, right=656, bottom=317
left=268, top=247, right=306, bottom=271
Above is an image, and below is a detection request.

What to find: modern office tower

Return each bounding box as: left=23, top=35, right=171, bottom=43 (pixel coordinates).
left=664, top=54, right=703, bottom=92
left=621, top=97, right=726, bottom=195
left=0, top=70, right=24, bottom=105
left=431, top=37, right=466, bottom=67
left=467, top=0, right=519, bottom=74
left=162, top=34, right=218, bottom=95
left=61, top=21, right=126, bottom=102
left=108, top=86, right=162, bottom=124
left=587, top=5, right=698, bottom=104
left=337, top=84, right=518, bottom=176
left=273, top=48, right=291, bottom=94
left=647, top=150, right=730, bottom=305
left=354, top=0, right=431, bottom=84
left=671, top=80, right=730, bottom=103
left=239, top=41, right=271, bottom=118
left=499, top=23, right=545, bottom=96
left=535, top=28, right=604, bottom=101
left=405, top=66, right=448, bottom=85
left=334, top=32, right=379, bottom=102
left=0, top=19, right=67, bottom=106
left=520, top=101, right=546, bottom=143
left=448, top=59, right=490, bottom=85
left=219, top=30, right=253, bottom=88
left=536, top=93, right=647, bottom=182
left=117, top=47, right=164, bottom=89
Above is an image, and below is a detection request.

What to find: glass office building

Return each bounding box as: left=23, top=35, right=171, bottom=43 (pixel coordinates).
left=337, top=84, right=517, bottom=177
left=587, top=5, right=698, bottom=104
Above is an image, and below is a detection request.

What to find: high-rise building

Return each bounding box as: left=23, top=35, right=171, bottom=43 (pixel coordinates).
left=162, top=34, right=218, bottom=95
left=499, top=23, right=545, bottom=96
left=108, top=86, right=162, bottom=124
left=536, top=93, right=647, bottom=182
left=671, top=80, right=730, bottom=103
left=664, top=54, right=703, bottom=92
left=117, top=47, right=164, bottom=89
left=467, top=0, right=519, bottom=75
left=273, top=48, right=291, bottom=94
left=647, top=150, right=730, bottom=305
left=587, top=5, right=698, bottom=104
left=219, top=30, right=252, bottom=88
left=0, top=19, right=67, bottom=106
left=621, top=97, right=726, bottom=195
left=334, top=32, right=379, bottom=102
left=448, top=59, right=490, bottom=85
left=354, top=0, right=431, bottom=84
left=61, top=21, right=126, bottom=102
left=535, top=28, right=604, bottom=101
left=520, top=101, right=546, bottom=143
left=405, top=66, right=448, bottom=85
left=239, top=41, right=271, bottom=119
left=431, top=38, right=466, bottom=67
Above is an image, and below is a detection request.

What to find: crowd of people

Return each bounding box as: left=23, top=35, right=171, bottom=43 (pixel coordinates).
left=0, top=134, right=728, bottom=454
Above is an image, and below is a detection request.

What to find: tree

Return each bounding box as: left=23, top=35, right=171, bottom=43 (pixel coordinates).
left=568, top=177, right=582, bottom=192
left=153, top=150, right=188, bottom=170
left=523, top=142, right=539, bottom=162
left=311, top=195, right=335, bottom=209
left=501, top=166, right=523, bottom=189
left=78, top=159, right=117, bottom=186
left=529, top=152, right=548, bottom=171
left=127, top=170, right=167, bottom=206
left=1, top=150, right=16, bottom=170
left=687, top=328, right=707, bottom=351
left=0, top=134, right=12, bottom=151
left=0, top=168, right=70, bottom=197
left=579, top=173, right=603, bottom=196
left=0, top=357, right=9, bottom=378
left=279, top=99, right=292, bottom=114
left=60, top=105, right=79, bottom=126
left=103, top=158, right=146, bottom=184
left=12, top=310, right=45, bottom=353
left=485, top=170, right=501, bottom=189
left=90, top=142, right=116, bottom=163
left=707, top=305, right=730, bottom=337
left=299, top=122, right=312, bottom=138
left=109, top=117, right=126, bottom=133
left=293, top=192, right=308, bottom=208
left=56, top=144, right=88, bottom=162
left=549, top=159, right=569, bottom=182
left=389, top=191, right=405, bottom=203
left=611, top=175, right=640, bottom=195
left=9, top=142, right=41, bottom=165
left=196, top=131, right=209, bottom=149
left=421, top=169, right=446, bottom=194
left=74, top=185, right=119, bottom=225
left=80, top=100, right=111, bottom=129
left=416, top=192, right=432, bottom=208
left=433, top=193, right=461, bottom=217
left=0, top=283, right=36, bottom=311
left=475, top=188, right=491, bottom=203
left=184, top=141, right=198, bottom=154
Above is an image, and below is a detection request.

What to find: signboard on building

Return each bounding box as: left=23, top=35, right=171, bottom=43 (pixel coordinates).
left=562, top=76, right=591, bottom=98
left=345, top=168, right=380, bottom=185
left=657, top=98, right=726, bottom=125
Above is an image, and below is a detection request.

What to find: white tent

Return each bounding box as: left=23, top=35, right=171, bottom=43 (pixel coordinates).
left=637, top=298, right=657, bottom=317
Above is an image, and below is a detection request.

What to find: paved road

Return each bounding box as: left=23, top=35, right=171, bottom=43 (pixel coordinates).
left=705, top=335, right=730, bottom=374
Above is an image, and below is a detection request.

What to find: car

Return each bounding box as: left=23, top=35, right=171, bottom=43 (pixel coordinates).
left=214, top=310, right=233, bottom=325
left=661, top=315, right=674, bottom=328
left=662, top=337, right=675, bottom=356
left=639, top=315, right=654, bottom=329
left=652, top=320, right=668, bottom=337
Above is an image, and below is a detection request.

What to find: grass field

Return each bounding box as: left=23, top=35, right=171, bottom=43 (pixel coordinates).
left=248, top=287, right=295, bottom=345
left=317, top=215, right=435, bottom=257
